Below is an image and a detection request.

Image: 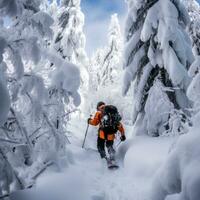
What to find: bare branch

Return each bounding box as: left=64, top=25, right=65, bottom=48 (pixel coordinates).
left=10, top=107, right=33, bottom=149
left=0, top=138, right=22, bottom=144
left=29, top=126, right=42, bottom=138
left=32, top=161, right=54, bottom=180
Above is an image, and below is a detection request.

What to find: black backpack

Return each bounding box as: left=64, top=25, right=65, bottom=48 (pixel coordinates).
left=101, top=105, right=122, bottom=133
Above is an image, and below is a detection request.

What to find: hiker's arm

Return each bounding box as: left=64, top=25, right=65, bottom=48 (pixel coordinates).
left=118, top=122, right=125, bottom=136
left=118, top=123, right=126, bottom=141
left=88, top=112, right=100, bottom=126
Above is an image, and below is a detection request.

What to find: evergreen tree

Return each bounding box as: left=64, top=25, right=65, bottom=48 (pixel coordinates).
left=123, top=0, right=194, bottom=136
left=53, top=0, right=87, bottom=66
left=88, top=49, right=104, bottom=92
left=87, top=13, right=123, bottom=98
left=182, top=0, right=200, bottom=56
left=98, top=14, right=123, bottom=87
left=84, top=14, right=132, bottom=122
left=52, top=0, right=88, bottom=113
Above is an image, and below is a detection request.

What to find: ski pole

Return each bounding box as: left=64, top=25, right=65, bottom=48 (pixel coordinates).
left=82, top=118, right=91, bottom=148
left=82, top=115, right=93, bottom=148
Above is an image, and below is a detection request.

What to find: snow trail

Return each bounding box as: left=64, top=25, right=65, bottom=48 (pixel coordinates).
left=34, top=143, right=150, bottom=200
left=11, top=119, right=176, bottom=200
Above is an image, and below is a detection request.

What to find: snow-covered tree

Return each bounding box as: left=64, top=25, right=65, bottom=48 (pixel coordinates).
left=0, top=0, right=52, bottom=194
left=85, top=14, right=134, bottom=123
left=98, top=14, right=123, bottom=87
left=0, top=0, right=82, bottom=195
left=123, top=0, right=194, bottom=136
left=88, top=49, right=104, bottom=92
left=182, top=0, right=200, bottom=56
left=87, top=14, right=126, bottom=115
left=88, top=13, right=123, bottom=92
left=53, top=0, right=87, bottom=66
left=51, top=0, right=88, bottom=117
left=150, top=56, right=200, bottom=200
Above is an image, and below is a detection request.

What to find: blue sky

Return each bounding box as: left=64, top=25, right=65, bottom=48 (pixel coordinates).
left=81, top=0, right=127, bottom=56
left=81, top=0, right=126, bottom=21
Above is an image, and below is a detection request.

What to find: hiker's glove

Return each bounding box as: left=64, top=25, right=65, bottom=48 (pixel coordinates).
left=120, top=135, right=126, bottom=142
left=87, top=118, right=91, bottom=124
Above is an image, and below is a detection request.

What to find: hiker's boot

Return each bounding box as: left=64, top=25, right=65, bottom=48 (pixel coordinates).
left=107, top=146, right=115, bottom=161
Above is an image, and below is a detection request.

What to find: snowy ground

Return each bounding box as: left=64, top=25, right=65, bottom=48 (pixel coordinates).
left=11, top=118, right=178, bottom=200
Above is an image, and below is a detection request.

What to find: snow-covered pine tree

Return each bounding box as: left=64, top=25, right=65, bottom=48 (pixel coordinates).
left=84, top=48, right=104, bottom=115
left=123, top=0, right=194, bottom=136
left=53, top=0, right=87, bottom=66
left=182, top=0, right=200, bottom=56
left=98, top=14, right=123, bottom=87
left=151, top=56, right=200, bottom=200
left=85, top=14, right=133, bottom=123
left=88, top=49, right=104, bottom=92
left=52, top=0, right=88, bottom=116
left=87, top=13, right=123, bottom=103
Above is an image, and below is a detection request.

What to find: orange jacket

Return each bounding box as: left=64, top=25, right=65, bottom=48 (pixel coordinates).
left=89, top=111, right=125, bottom=140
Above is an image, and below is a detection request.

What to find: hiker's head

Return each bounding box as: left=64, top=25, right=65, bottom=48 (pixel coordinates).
left=97, top=101, right=105, bottom=111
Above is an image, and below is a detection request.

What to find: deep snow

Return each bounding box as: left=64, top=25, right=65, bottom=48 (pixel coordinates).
left=10, top=118, right=177, bottom=200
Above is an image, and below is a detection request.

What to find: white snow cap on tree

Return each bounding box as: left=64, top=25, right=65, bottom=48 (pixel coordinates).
left=50, top=61, right=81, bottom=107
left=123, top=0, right=194, bottom=136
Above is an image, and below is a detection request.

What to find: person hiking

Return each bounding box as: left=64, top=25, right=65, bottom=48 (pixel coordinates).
left=88, top=101, right=126, bottom=161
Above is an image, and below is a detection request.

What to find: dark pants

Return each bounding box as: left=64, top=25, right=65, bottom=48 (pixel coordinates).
left=97, top=137, right=115, bottom=159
